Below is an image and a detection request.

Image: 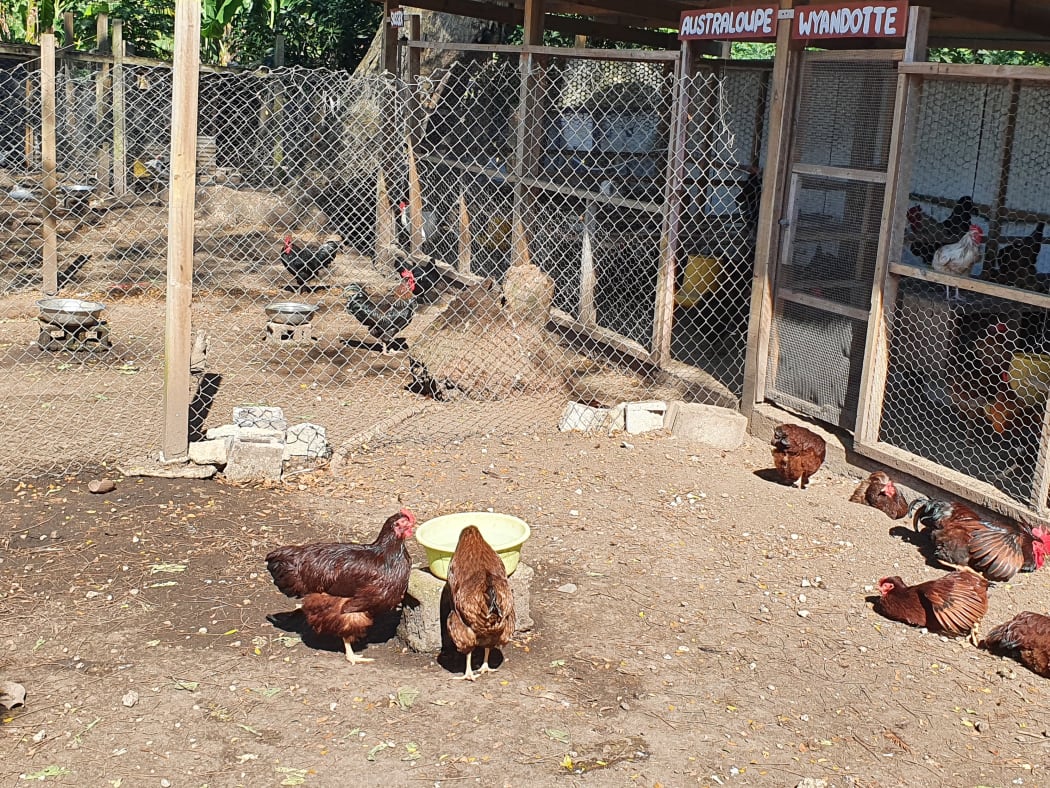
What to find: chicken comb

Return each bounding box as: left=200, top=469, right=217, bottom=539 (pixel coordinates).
left=399, top=507, right=416, bottom=522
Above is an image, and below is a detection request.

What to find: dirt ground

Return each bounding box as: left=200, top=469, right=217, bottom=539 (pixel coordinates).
left=3, top=427, right=1050, bottom=787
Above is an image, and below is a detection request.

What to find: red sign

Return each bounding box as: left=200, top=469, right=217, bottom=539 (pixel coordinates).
left=793, top=1, right=908, bottom=40
left=678, top=5, right=778, bottom=41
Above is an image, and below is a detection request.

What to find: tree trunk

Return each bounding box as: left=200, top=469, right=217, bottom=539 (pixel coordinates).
left=354, top=9, right=508, bottom=77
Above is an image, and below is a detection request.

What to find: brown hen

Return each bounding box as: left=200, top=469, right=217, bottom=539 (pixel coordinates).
left=980, top=611, right=1050, bottom=678
left=266, top=509, right=416, bottom=664
left=446, top=525, right=516, bottom=681
left=910, top=499, right=1050, bottom=582
left=850, top=471, right=909, bottom=519
left=874, top=570, right=988, bottom=644
left=771, top=424, right=826, bottom=489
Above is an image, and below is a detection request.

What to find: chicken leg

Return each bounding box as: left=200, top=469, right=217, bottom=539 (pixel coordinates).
left=476, top=647, right=496, bottom=674
left=456, top=650, right=477, bottom=681
left=343, top=638, right=374, bottom=664
left=969, top=622, right=981, bottom=648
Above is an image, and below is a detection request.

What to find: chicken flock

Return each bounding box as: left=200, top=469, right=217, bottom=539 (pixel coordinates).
left=771, top=422, right=1050, bottom=677
left=278, top=233, right=440, bottom=356
left=257, top=419, right=1049, bottom=683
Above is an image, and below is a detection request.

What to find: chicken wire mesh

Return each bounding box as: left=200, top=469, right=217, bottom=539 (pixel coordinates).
left=881, top=74, right=1050, bottom=512
left=0, top=50, right=766, bottom=479
left=766, top=55, right=897, bottom=429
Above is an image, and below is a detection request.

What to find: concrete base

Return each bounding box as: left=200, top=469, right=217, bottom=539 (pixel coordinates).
left=665, top=401, right=747, bottom=450
left=397, top=563, right=534, bottom=654
left=265, top=321, right=313, bottom=345
left=223, top=435, right=285, bottom=481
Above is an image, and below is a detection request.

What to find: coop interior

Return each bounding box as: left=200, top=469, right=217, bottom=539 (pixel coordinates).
left=0, top=47, right=769, bottom=475
left=881, top=76, right=1050, bottom=508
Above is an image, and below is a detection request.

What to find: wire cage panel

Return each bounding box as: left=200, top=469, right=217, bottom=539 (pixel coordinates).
left=881, top=277, right=1050, bottom=506
left=792, top=58, right=898, bottom=172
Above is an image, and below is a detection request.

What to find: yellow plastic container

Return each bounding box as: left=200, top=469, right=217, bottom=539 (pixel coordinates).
left=675, top=254, right=722, bottom=307
left=415, top=512, right=530, bottom=580
left=1007, top=352, right=1050, bottom=408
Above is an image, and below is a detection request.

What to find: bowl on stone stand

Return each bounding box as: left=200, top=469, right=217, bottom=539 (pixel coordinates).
left=414, top=512, right=530, bottom=579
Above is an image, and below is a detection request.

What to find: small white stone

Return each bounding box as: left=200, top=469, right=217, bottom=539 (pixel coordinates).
left=798, top=594, right=807, bottom=603
left=161, top=779, right=171, bottom=787
left=198, top=627, right=208, bottom=634
left=800, top=578, right=811, bottom=587
left=797, top=610, right=811, bottom=618
left=122, top=691, right=139, bottom=707
left=557, top=583, right=577, bottom=594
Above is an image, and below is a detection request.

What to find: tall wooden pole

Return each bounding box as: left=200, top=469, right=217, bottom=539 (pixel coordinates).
left=161, top=0, right=201, bottom=462
left=111, top=19, right=127, bottom=196
left=740, top=0, right=802, bottom=417
left=40, top=32, right=58, bottom=295
left=95, top=13, right=110, bottom=187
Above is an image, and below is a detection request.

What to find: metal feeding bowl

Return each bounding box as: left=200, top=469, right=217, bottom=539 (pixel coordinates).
left=265, top=301, right=318, bottom=326
left=37, top=298, right=106, bottom=329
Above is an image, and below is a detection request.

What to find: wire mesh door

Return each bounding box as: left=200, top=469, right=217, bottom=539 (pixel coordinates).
left=765, top=52, right=900, bottom=429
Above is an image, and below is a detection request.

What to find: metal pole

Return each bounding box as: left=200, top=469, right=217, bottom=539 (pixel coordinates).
left=40, top=31, right=58, bottom=295
left=161, top=0, right=201, bottom=462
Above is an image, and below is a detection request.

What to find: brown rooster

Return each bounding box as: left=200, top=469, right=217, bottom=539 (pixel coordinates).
left=265, top=509, right=417, bottom=664
left=874, top=570, right=989, bottom=644
left=980, top=611, right=1050, bottom=678
left=910, top=499, right=1050, bottom=582
left=446, top=525, right=516, bottom=681
left=850, top=471, right=909, bottom=519
left=770, top=423, right=826, bottom=489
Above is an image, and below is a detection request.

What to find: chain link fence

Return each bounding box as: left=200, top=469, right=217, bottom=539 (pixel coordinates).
left=881, top=73, right=1050, bottom=513
left=0, top=48, right=770, bottom=479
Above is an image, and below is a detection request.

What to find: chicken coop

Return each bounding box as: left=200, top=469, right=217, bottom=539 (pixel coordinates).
left=3, top=0, right=1050, bottom=525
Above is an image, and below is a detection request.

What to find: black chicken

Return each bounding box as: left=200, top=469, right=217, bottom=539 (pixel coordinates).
left=986, top=222, right=1045, bottom=290
left=281, top=236, right=340, bottom=291
left=344, top=270, right=418, bottom=354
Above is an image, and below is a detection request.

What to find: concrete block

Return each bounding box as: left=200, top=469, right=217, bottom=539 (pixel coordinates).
left=233, top=405, right=287, bottom=432
left=558, top=401, right=610, bottom=432
left=397, top=563, right=534, bottom=654
left=665, top=401, right=747, bottom=450
left=223, top=435, right=285, bottom=481
left=188, top=437, right=230, bottom=466
left=397, top=568, right=446, bottom=654
left=284, top=422, right=329, bottom=460
left=624, top=400, right=667, bottom=434
left=205, top=423, right=239, bottom=440
left=206, top=424, right=285, bottom=442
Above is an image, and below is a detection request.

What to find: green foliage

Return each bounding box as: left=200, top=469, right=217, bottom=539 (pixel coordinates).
left=73, top=2, right=176, bottom=58
left=928, top=47, right=1050, bottom=66
left=730, top=42, right=775, bottom=60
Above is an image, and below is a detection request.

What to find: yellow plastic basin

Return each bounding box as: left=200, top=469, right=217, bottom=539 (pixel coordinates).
left=415, top=512, right=530, bottom=580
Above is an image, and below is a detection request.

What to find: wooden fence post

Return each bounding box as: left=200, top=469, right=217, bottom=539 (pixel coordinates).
left=40, top=32, right=59, bottom=295
left=579, top=204, right=596, bottom=325
left=111, top=19, right=127, bottom=197
left=95, top=13, right=110, bottom=187
left=740, top=0, right=803, bottom=417
left=457, top=190, right=472, bottom=274
left=161, top=0, right=201, bottom=462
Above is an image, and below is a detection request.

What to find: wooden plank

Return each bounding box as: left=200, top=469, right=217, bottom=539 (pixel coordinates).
left=23, top=76, right=33, bottom=170
left=405, top=40, right=682, bottom=62
left=888, top=261, right=1050, bottom=310
left=740, top=0, right=803, bottom=418
left=775, top=287, right=869, bottom=322
left=899, top=61, right=1050, bottom=83
left=513, top=218, right=532, bottom=267
left=511, top=0, right=545, bottom=269
left=1030, top=389, right=1050, bottom=514
left=111, top=19, right=126, bottom=197
left=40, top=32, right=58, bottom=296
left=523, top=0, right=545, bottom=45
left=985, top=79, right=1020, bottom=259
left=273, top=33, right=285, bottom=67
left=162, top=0, right=201, bottom=462
left=801, top=48, right=904, bottom=62
left=858, top=441, right=1048, bottom=528
left=579, top=203, right=596, bottom=325
left=457, top=190, right=472, bottom=274
left=790, top=162, right=888, bottom=184
left=94, top=13, right=110, bottom=187
left=62, top=12, right=74, bottom=44
left=374, top=169, right=396, bottom=270
left=406, top=134, right=425, bottom=256
left=382, top=0, right=399, bottom=75
left=650, top=39, right=689, bottom=365
left=764, top=171, right=801, bottom=393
